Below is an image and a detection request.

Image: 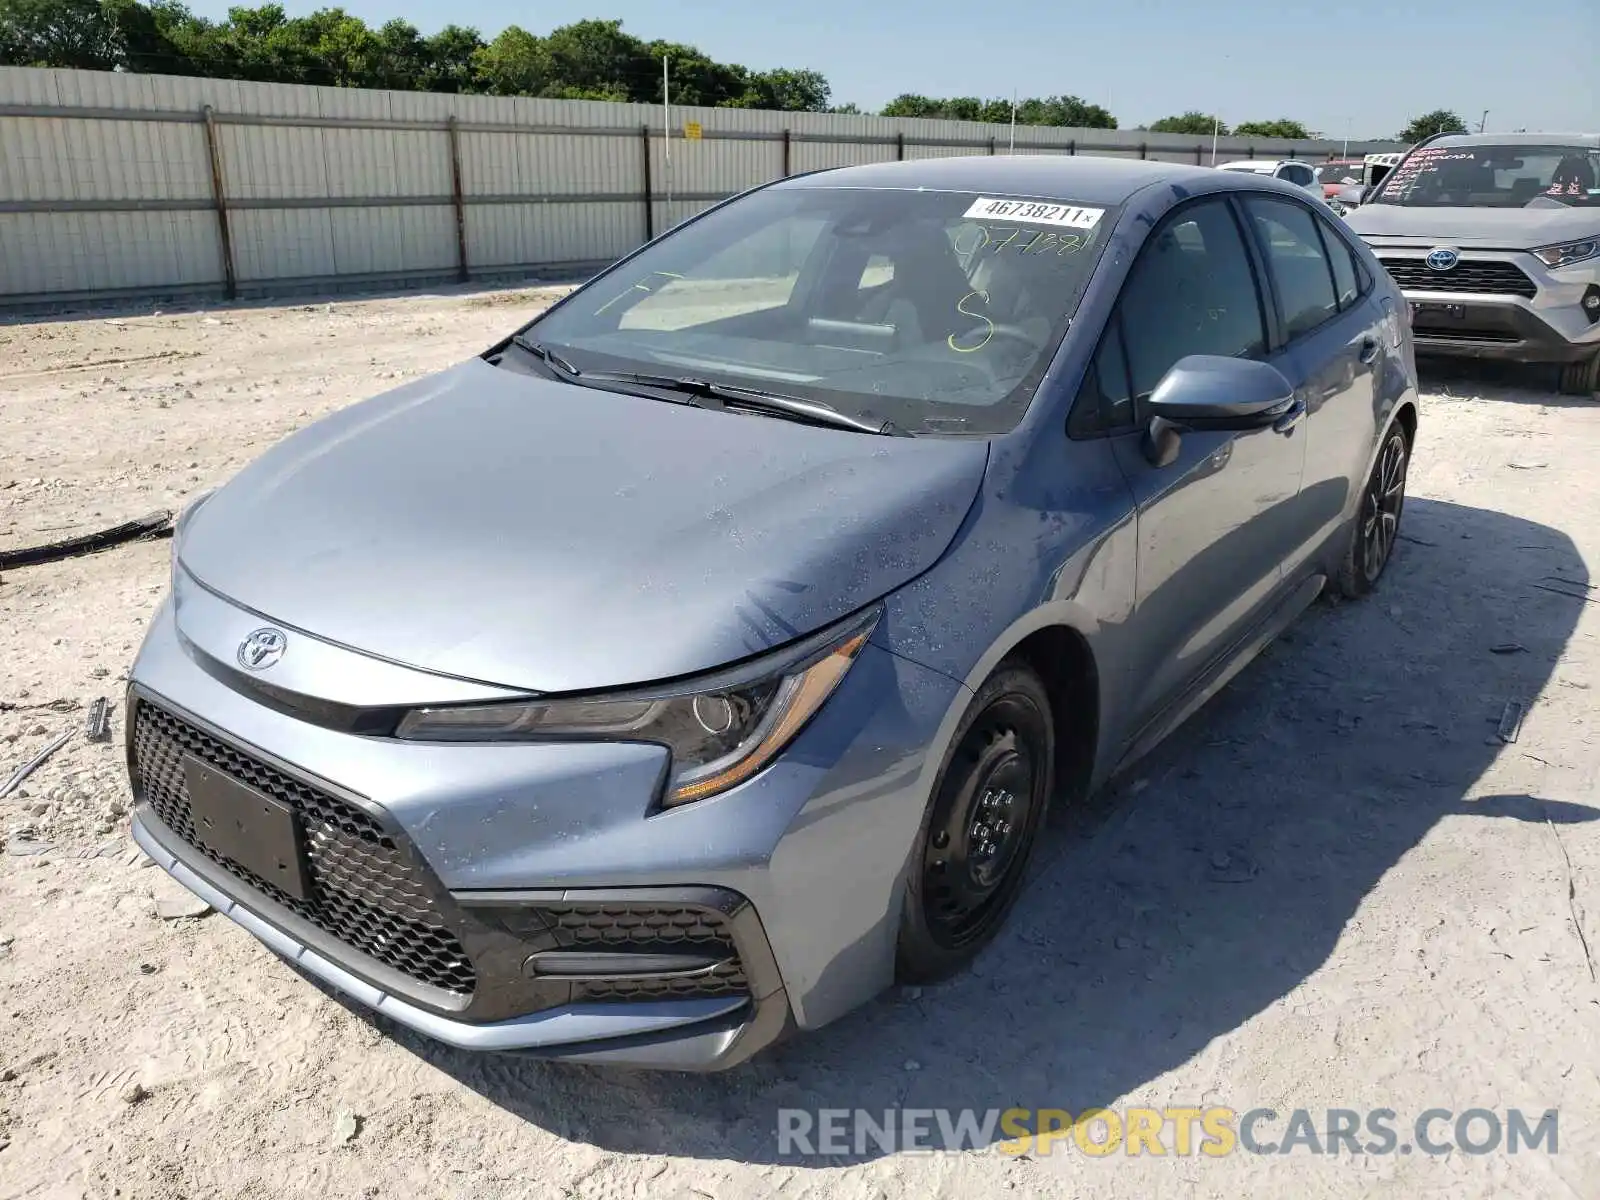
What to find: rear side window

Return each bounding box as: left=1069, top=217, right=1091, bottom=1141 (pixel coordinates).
left=1318, top=216, right=1363, bottom=309
left=1116, top=199, right=1268, bottom=400
left=1244, top=196, right=1339, bottom=339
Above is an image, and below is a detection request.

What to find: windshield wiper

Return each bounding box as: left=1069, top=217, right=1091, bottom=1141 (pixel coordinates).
left=578, top=373, right=904, bottom=435
left=505, top=340, right=903, bottom=435
left=508, top=334, right=581, bottom=378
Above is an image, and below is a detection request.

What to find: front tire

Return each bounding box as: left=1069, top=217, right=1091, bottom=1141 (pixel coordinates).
left=1558, top=352, right=1600, bottom=398
left=896, top=660, right=1055, bottom=983
left=1336, top=422, right=1409, bottom=598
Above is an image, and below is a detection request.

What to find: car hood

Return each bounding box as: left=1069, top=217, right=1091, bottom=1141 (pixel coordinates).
left=1345, top=202, right=1600, bottom=248
left=178, top=359, right=989, bottom=693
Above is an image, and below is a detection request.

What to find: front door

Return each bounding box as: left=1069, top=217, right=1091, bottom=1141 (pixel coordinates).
left=1098, top=197, right=1309, bottom=730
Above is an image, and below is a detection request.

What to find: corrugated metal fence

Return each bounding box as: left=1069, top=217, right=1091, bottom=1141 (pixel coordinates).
left=0, top=67, right=1403, bottom=309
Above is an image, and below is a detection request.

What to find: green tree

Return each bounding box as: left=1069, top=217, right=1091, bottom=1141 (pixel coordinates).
left=540, top=18, right=649, bottom=100
left=1234, top=118, right=1310, bottom=139
left=421, top=24, right=482, bottom=92
left=1396, top=109, right=1468, bottom=142
left=882, top=92, right=1115, bottom=128
left=731, top=67, right=829, bottom=112
left=646, top=39, right=746, bottom=107
left=0, top=0, right=119, bottom=69
left=473, top=25, right=545, bottom=96
left=1149, top=111, right=1228, bottom=136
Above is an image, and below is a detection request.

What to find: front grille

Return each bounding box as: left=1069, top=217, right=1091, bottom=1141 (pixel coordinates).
left=132, top=699, right=477, bottom=996
left=528, top=902, right=749, bottom=1003
left=1380, top=257, right=1537, bottom=298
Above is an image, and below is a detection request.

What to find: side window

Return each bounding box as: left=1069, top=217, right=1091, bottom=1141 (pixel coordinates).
left=1117, top=199, right=1268, bottom=401
left=1291, top=164, right=1315, bottom=187
left=1069, top=315, right=1134, bottom=436
left=1316, top=214, right=1363, bottom=309
left=1243, top=196, right=1339, bottom=340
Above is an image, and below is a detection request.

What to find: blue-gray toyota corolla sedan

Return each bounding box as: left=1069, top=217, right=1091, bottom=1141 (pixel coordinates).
left=127, top=155, right=1419, bottom=1070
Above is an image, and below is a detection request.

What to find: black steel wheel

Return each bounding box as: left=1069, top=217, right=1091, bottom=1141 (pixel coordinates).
left=1337, top=422, right=1409, bottom=597
left=897, top=661, right=1054, bottom=982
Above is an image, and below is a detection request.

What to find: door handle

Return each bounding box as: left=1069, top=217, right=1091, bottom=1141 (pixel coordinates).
left=1273, top=396, right=1307, bottom=435
left=1358, top=335, right=1380, bottom=364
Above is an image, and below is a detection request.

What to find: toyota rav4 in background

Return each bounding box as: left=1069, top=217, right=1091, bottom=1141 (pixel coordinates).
left=1343, top=132, right=1600, bottom=395
left=127, top=155, right=1418, bottom=1070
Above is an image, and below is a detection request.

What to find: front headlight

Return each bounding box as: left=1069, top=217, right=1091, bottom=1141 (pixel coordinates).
left=1533, top=239, right=1600, bottom=269
left=395, top=608, right=880, bottom=806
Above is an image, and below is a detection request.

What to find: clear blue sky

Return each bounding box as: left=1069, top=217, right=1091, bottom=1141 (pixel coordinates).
left=188, top=0, right=1597, bottom=139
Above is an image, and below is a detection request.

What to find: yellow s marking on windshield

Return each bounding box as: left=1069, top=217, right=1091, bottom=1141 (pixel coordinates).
left=948, top=290, right=994, bottom=353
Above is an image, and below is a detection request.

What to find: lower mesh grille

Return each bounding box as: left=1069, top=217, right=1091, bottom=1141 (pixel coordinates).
left=132, top=699, right=477, bottom=996
left=525, top=902, right=749, bottom=1003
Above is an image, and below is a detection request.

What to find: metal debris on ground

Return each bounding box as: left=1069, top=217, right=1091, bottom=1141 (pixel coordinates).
left=1497, top=700, right=1526, bottom=745
left=85, top=698, right=112, bottom=742
left=0, top=510, right=173, bottom=572
left=0, top=729, right=74, bottom=800
left=1490, top=643, right=1528, bottom=655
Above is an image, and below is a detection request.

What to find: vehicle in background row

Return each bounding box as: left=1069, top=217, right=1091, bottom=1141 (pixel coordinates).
left=1217, top=159, right=1325, bottom=203
left=126, top=155, right=1419, bottom=1070
left=1316, top=159, right=1369, bottom=200
left=1344, top=132, right=1600, bottom=395
left=1330, top=154, right=1409, bottom=215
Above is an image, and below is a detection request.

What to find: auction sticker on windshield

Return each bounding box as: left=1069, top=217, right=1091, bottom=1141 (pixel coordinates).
left=962, top=197, right=1104, bottom=229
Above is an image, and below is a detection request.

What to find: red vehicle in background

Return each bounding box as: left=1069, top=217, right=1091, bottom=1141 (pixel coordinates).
left=1315, top=160, right=1368, bottom=199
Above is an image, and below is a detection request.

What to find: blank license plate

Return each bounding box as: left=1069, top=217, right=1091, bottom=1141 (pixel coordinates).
left=1411, top=301, right=1465, bottom=320
left=183, top=756, right=311, bottom=901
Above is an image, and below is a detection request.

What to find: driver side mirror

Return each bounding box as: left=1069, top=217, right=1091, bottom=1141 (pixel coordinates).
left=1141, top=355, right=1298, bottom=467
left=1335, top=183, right=1369, bottom=207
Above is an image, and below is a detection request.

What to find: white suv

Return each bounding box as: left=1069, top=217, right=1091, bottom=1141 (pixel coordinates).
left=1217, top=159, right=1323, bottom=201
left=1343, top=133, right=1600, bottom=396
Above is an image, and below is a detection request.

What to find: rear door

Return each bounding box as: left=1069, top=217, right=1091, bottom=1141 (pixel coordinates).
left=1240, top=194, right=1385, bottom=578
left=1074, top=196, right=1308, bottom=732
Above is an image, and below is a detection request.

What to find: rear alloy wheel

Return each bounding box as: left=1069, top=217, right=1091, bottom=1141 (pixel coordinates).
left=1337, top=423, right=1409, bottom=598
left=1558, top=352, right=1600, bottom=398
left=897, top=661, right=1054, bottom=983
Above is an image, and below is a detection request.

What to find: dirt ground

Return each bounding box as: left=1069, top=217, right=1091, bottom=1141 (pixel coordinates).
left=2, top=288, right=1598, bottom=1199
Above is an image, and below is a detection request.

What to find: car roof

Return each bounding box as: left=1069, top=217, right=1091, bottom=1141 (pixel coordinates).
left=772, top=154, right=1227, bottom=206
left=1218, top=160, right=1284, bottom=171
left=1420, top=132, right=1600, bottom=150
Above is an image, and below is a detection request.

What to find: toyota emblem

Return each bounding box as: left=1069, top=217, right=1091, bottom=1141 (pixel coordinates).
left=237, top=627, right=287, bottom=671
left=1424, top=247, right=1460, bottom=272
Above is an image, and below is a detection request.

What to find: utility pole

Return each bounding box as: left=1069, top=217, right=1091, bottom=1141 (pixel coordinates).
left=662, top=56, right=672, bottom=209
left=1342, top=116, right=1352, bottom=159
left=1478, top=109, right=1489, bottom=133
left=1210, top=113, right=1221, bottom=166
left=1009, top=89, right=1017, bottom=153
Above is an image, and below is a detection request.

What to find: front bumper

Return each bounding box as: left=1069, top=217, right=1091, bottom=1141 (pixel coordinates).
left=125, top=583, right=966, bottom=1068
left=132, top=806, right=786, bottom=1068
left=1372, top=248, right=1600, bottom=364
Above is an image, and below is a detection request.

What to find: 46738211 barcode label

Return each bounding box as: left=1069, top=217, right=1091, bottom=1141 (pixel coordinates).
left=961, top=197, right=1104, bottom=229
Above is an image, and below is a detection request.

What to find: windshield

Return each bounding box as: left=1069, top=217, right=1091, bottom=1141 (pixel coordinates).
left=518, top=185, right=1120, bottom=435
left=1373, top=144, right=1600, bottom=208
left=1315, top=162, right=1364, bottom=186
